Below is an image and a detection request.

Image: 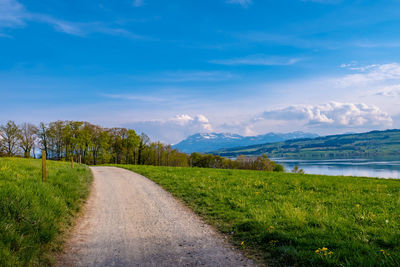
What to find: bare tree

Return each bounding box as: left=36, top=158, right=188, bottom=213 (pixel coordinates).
left=0, top=121, right=21, bottom=156
left=38, top=122, right=49, bottom=158
left=0, top=130, right=4, bottom=156
left=19, top=123, right=38, bottom=158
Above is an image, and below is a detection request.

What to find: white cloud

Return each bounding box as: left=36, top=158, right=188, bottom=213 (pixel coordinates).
left=0, top=0, right=25, bottom=28
left=0, top=0, right=144, bottom=38
left=210, top=55, right=301, bottom=66
left=338, top=63, right=400, bottom=87
left=226, top=0, right=252, bottom=8
left=159, top=71, right=234, bottom=82
left=101, top=93, right=166, bottom=103
left=124, top=115, right=213, bottom=144
left=375, top=84, right=400, bottom=97
left=132, top=0, right=144, bottom=7
left=259, top=102, right=392, bottom=128
left=301, top=0, right=343, bottom=4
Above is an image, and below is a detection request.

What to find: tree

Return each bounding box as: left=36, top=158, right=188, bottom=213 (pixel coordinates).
left=18, top=123, right=38, bottom=158
left=0, top=121, right=21, bottom=156
left=1, top=119, right=284, bottom=173
left=138, top=133, right=150, bottom=165
left=292, top=165, right=305, bottom=174
left=46, top=121, right=65, bottom=159
left=38, top=122, right=49, bottom=159
left=125, top=129, right=140, bottom=164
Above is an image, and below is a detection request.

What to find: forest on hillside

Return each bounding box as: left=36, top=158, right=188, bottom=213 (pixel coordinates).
left=213, top=129, right=400, bottom=159
left=0, top=120, right=283, bottom=172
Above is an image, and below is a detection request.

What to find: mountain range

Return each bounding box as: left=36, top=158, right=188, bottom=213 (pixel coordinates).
left=211, top=129, right=400, bottom=160
left=173, top=131, right=319, bottom=153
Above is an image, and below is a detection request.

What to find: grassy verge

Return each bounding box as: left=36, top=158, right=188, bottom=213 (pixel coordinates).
left=0, top=158, right=92, bottom=266
left=111, top=165, right=400, bottom=266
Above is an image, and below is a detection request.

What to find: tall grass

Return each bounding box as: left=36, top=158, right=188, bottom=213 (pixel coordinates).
left=114, top=165, right=400, bottom=266
left=0, top=158, right=92, bottom=266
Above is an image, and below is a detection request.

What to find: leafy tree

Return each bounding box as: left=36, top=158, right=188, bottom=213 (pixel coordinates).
left=0, top=121, right=21, bottom=156
left=138, top=133, right=150, bottom=165
left=125, top=129, right=140, bottom=164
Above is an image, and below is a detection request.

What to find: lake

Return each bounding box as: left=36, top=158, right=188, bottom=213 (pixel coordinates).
left=273, top=159, right=400, bottom=179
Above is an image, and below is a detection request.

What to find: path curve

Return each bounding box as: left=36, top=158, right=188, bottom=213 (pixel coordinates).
left=58, top=166, right=255, bottom=267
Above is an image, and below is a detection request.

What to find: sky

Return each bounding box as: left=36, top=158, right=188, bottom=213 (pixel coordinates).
left=1, top=0, right=400, bottom=144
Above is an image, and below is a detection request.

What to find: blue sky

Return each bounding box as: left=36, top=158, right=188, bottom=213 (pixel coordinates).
left=1, top=0, right=400, bottom=143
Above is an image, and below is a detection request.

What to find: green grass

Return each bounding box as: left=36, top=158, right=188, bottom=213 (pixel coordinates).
left=111, top=164, right=400, bottom=266
left=0, top=158, right=92, bottom=266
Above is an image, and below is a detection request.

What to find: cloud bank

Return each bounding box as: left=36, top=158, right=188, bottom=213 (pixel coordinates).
left=259, top=102, right=392, bottom=128
left=122, top=102, right=393, bottom=144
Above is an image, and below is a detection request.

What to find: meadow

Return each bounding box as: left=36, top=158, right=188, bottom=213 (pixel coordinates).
left=0, top=158, right=92, bottom=266
left=113, top=165, right=400, bottom=266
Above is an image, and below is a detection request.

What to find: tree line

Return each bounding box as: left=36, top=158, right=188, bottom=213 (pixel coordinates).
left=0, top=120, right=283, bottom=172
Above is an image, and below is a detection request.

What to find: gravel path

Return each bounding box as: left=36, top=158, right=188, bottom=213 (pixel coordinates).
left=58, top=166, right=255, bottom=267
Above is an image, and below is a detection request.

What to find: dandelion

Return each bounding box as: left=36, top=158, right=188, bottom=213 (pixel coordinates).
left=315, top=247, right=333, bottom=256
left=385, top=219, right=389, bottom=223
left=267, top=226, right=275, bottom=231
left=355, top=204, right=360, bottom=208
left=241, top=241, right=245, bottom=246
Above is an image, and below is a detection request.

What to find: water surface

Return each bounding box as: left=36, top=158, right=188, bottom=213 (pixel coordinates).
left=273, top=159, right=400, bottom=179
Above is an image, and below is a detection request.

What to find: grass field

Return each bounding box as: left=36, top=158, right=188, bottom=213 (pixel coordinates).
left=0, top=158, right=92, bottom=266
left=112, top=165, right=400, bottom=266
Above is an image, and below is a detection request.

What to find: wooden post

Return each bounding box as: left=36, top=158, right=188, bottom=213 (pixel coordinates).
left=79, top=155, right=82, bottom=165
left=71, top=156, right=74, bottom=169
left=42, top=150, right=47, bottom=182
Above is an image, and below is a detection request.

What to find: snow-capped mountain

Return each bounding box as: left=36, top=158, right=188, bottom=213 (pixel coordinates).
left=173, top=131, right=319, bottom=153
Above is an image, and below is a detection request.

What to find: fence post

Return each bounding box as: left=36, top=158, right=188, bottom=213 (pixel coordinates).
left=42, top=150, right=47, bottom=182
left=79, top=155, right=82, bottom=165
left=71, top=156, right=74, bottom=169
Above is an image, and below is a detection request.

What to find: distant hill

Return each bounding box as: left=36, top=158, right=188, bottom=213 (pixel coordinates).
left=173, top=131, right=319, bottom=153
left=212, top=129, right=400, bottom=159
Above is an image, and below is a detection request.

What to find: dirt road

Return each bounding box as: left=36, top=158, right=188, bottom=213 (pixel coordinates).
left=58, top=166, right=254, bottom=266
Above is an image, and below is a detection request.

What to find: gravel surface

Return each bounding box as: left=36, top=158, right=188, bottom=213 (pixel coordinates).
left=58, top=166, right=255, bottom=267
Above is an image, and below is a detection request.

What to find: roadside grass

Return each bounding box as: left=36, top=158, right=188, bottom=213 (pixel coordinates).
left=111, top=165, right=400, bottom=266
left=0, top=157, right=92, bottom=266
